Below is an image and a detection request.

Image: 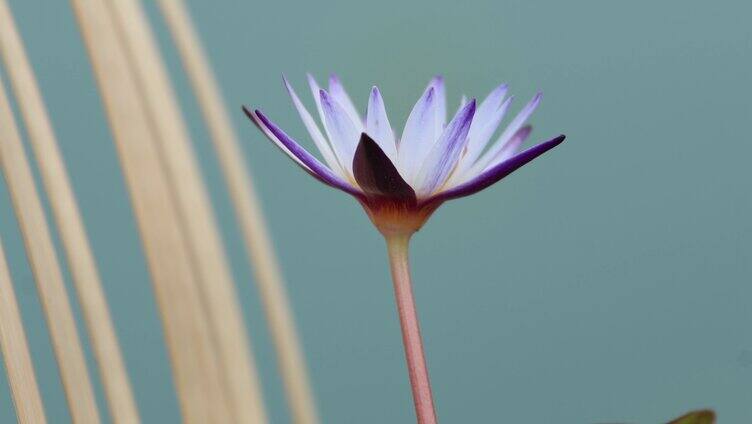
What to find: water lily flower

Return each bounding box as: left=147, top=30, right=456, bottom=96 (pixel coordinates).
left=244, top=74, right=564, bottom=424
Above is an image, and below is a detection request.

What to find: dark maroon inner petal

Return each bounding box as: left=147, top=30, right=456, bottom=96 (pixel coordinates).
left=353, top=133, right=416, bottom=204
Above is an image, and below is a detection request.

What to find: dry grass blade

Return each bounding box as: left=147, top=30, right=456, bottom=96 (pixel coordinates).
left=103, top=0, right=267, bottom=421
left=0, top=1, right=139, bottom=422
left=68, top=0, right=234, bottom=421
left=0, top=72, right=100, bottom=423
left=157, top=1, right=319, bottom=422
left=0, top=237, right=47, bottom=423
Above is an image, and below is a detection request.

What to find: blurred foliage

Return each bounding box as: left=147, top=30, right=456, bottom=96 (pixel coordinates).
left=667, top=409, right=716, bottom=424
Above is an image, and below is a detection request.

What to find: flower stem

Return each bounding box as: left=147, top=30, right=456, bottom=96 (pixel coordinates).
left=385, top=233, right=438, bottom=424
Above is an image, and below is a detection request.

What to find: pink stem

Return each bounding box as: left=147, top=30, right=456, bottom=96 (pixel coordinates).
left=385, top=234, right=438, bottom=424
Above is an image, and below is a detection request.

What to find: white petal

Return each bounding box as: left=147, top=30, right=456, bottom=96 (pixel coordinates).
left=468, top=92, right=542, bottom=176
left=283, top=76, right=345, bottom=176
left=365, top=86, right=397, bottom=159
left=306, top=73, right=326, bottom=127
left=319, top=89, right=362, bottom=175
left=483, top=125, right=533, bottom=172
left=465, top=84, right=510, bottom=161
left=473, top=84, right=509, bottom=128
left=397, top=85, right=439, bottom=183
left=329, top=74, right=362, bottom=125
left=450, top=96, right=513, bottom=183
left=428, top=76, right=447, bottom=133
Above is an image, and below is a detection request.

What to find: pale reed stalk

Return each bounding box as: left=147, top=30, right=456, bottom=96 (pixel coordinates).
left=156, top=2, right=318, bottom=422
left=0, top=73, right=100, bottom=424
left=0, top=2, right=139, bottom=422
left=68, top=0, right=233, bottom=421
left=102, top=0, right=267, bottom=421
left=0, top=237, right=47, bottom=423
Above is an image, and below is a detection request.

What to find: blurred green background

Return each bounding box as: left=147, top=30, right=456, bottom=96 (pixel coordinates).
left=1, top=0, right=750, bottom=422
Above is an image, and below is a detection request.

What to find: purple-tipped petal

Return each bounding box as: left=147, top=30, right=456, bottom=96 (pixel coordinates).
left=320, top=89, right=362, bottom=174
left=458, top=95, right=468, bottom=110
left=244, top=106, right=362, bottom=197
left=484, top=125, right=533, bottom=170
left=427, top=76, right=446, bottom=131
left=428, top=134, right=565, bottom=203
left=329, top=74, right=362, bottom=125
left=413, top=100, right=476, bottom=197
left=244, top=107, right=308, bottom=169
left=397, top=86, right=438, bottom=182
left=365, top=86, right=397, bottom=159
left=283, top=76, right=343, bottom=174
left=457, top=95, right=514, bottom=176
left=471, top=92, right=543, bottom=173
left=353, top=133, right=416, bottom=204
left=306, top=73, right=327, bottom=126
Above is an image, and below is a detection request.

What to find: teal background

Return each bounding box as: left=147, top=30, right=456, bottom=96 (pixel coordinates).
left=1, top=0, right=750, bottom=422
